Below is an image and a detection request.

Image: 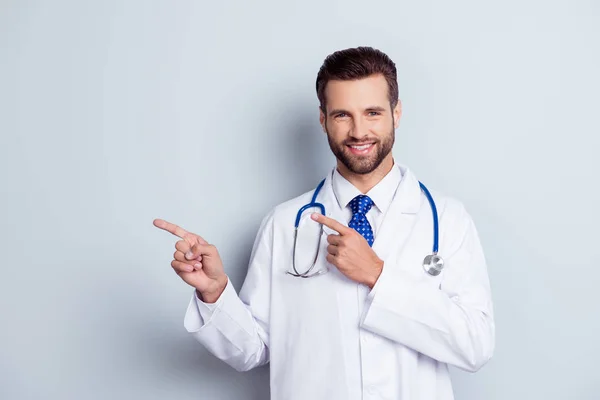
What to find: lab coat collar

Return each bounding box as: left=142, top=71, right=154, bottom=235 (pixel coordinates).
left=325, top=162, right=421, bottom=217
left=370, top=163, right=421, bottom=257
left=331, top=162, right=403, bottom=215
left=391, top=163, right=422, bottom=215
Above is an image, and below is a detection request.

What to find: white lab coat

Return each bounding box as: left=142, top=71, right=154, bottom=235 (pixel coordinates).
left=184, top=164, right=494, bottom=400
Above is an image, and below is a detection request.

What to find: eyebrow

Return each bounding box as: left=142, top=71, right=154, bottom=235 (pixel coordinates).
left=365, top=106, right=387, bottom=113
left=328, top=106, right=387, bottom=117
left=328, top=109, right=348, bottom=117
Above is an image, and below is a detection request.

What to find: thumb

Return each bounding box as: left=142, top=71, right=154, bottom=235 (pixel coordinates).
left=185, top=242, right=210, bottom=260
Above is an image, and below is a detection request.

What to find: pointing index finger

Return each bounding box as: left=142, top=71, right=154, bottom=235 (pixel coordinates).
left=153, top=218, right=208, bottom=245
left=153, top=219, right=190, bottom=239
left=311, top=213, right=351, bottom=235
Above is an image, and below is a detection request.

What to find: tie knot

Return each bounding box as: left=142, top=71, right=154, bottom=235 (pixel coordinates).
left=349, top=195, right=373, bottom=215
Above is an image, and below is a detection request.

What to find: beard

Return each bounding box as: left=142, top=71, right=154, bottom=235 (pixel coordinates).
left=326, top=124, right=395, bottom=175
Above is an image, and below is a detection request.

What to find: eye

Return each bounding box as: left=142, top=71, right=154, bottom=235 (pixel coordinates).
left=368, top=111, right=381, bottom=116
left=335, top=112, right=348, bottom=119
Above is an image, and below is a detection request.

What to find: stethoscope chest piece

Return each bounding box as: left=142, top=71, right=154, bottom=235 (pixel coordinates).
left=423, top=254, right=444, bottom=276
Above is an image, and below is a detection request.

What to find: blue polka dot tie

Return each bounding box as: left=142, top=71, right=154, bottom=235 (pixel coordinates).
left=348, top=195, right=374, bottom=247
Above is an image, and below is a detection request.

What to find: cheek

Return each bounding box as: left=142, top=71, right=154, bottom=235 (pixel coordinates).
left=370, top=118, right=393, bottom=135
left=327, top=120, right=350, bottom=136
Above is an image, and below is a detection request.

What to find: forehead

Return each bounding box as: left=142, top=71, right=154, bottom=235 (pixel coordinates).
left=324, top=74, right=389, bottom=110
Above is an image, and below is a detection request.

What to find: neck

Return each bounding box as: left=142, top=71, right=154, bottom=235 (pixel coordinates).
left=336, top=155, right=394, bottom=194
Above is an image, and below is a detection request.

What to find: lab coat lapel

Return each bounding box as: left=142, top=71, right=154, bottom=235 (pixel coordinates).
left=371, top=166, right=422, bottom=262
left=320, top=168, right=347, bottom=228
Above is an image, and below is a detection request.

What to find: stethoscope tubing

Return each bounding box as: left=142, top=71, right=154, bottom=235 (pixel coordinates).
left=290, top=176, right=441, bottom=278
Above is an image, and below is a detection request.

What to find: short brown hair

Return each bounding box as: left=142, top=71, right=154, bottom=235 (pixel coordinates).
left=316, top=46, right=399, bottom=113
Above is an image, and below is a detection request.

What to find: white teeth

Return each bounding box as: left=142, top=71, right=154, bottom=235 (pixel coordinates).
left=351, top=144, right=372, bottom=150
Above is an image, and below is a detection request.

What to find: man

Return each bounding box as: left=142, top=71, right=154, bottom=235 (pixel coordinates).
left=153, top=46, right=494, bottom=400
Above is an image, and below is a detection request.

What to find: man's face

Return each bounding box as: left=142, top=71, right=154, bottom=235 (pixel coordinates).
left=320, top=74, right=401, bottom=175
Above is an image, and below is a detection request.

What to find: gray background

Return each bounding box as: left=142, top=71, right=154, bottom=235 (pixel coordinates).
left=1, top=0, right=599, bottom=399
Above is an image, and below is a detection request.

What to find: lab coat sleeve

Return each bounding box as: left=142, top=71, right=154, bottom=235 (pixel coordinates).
left=183, top=210, right=275, bottom=372
left=360, top=203, right=495, bottom=372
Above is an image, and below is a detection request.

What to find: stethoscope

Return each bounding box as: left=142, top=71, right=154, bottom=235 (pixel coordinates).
left=287, top=178, right=444, bottom=278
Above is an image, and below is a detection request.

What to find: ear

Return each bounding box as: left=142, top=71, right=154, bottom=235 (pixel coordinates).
left=393, top=100, right=402, bottom=129
left=319, top=107, right=327, bottom=133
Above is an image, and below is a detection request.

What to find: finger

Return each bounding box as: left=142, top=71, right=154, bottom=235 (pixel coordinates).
left=195, top=235, right=209, bottom=245
left=187, top=243, right=215, bottom=260
left=326, top=234, right=342, bottom=246
left=175, top=240, right=204, bottom=259
left=154, top=219, right=190, bottom=239
left=171, top=260, right=195, bottom=273
left=174, top=250, right=202, bottom=265
left=311, top=213, right=351, bottom=235
left=175, top=240, right=192, bottom=254
left=154, top=219, right=209, bottom=246
left=326, top=253, right=338, bottom=266
left=327, top=244, right=339, bottom=256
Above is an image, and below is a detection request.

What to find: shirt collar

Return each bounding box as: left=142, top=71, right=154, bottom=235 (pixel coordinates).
left=332, top=162, right=403, bottom=215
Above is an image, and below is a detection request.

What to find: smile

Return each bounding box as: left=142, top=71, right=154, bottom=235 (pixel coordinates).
left=347, top=143, right=375, bottom=155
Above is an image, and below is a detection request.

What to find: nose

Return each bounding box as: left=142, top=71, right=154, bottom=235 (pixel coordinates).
left=349, top=117, right=369, bottom=140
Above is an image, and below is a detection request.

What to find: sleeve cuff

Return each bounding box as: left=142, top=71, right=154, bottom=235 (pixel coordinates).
left=367, top=263, right=384, bottom=302
left=185, top=278, right=234, bottom=332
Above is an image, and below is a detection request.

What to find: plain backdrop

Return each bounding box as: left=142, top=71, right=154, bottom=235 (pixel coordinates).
left=1, top=0, right=599, bottom=399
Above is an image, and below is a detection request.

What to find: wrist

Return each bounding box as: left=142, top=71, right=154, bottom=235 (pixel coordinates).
left=197, top=275, right=228, bottom=304
left=366, top=259, right=384, bottom=289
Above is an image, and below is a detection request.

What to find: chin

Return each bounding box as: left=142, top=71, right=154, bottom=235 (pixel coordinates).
left=344, top=157, right=380, bottom=175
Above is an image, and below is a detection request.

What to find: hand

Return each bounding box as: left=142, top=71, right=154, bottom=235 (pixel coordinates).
left=311, top=213, right=384, bottom=288
left=153, top=218, right=228, bottom=302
